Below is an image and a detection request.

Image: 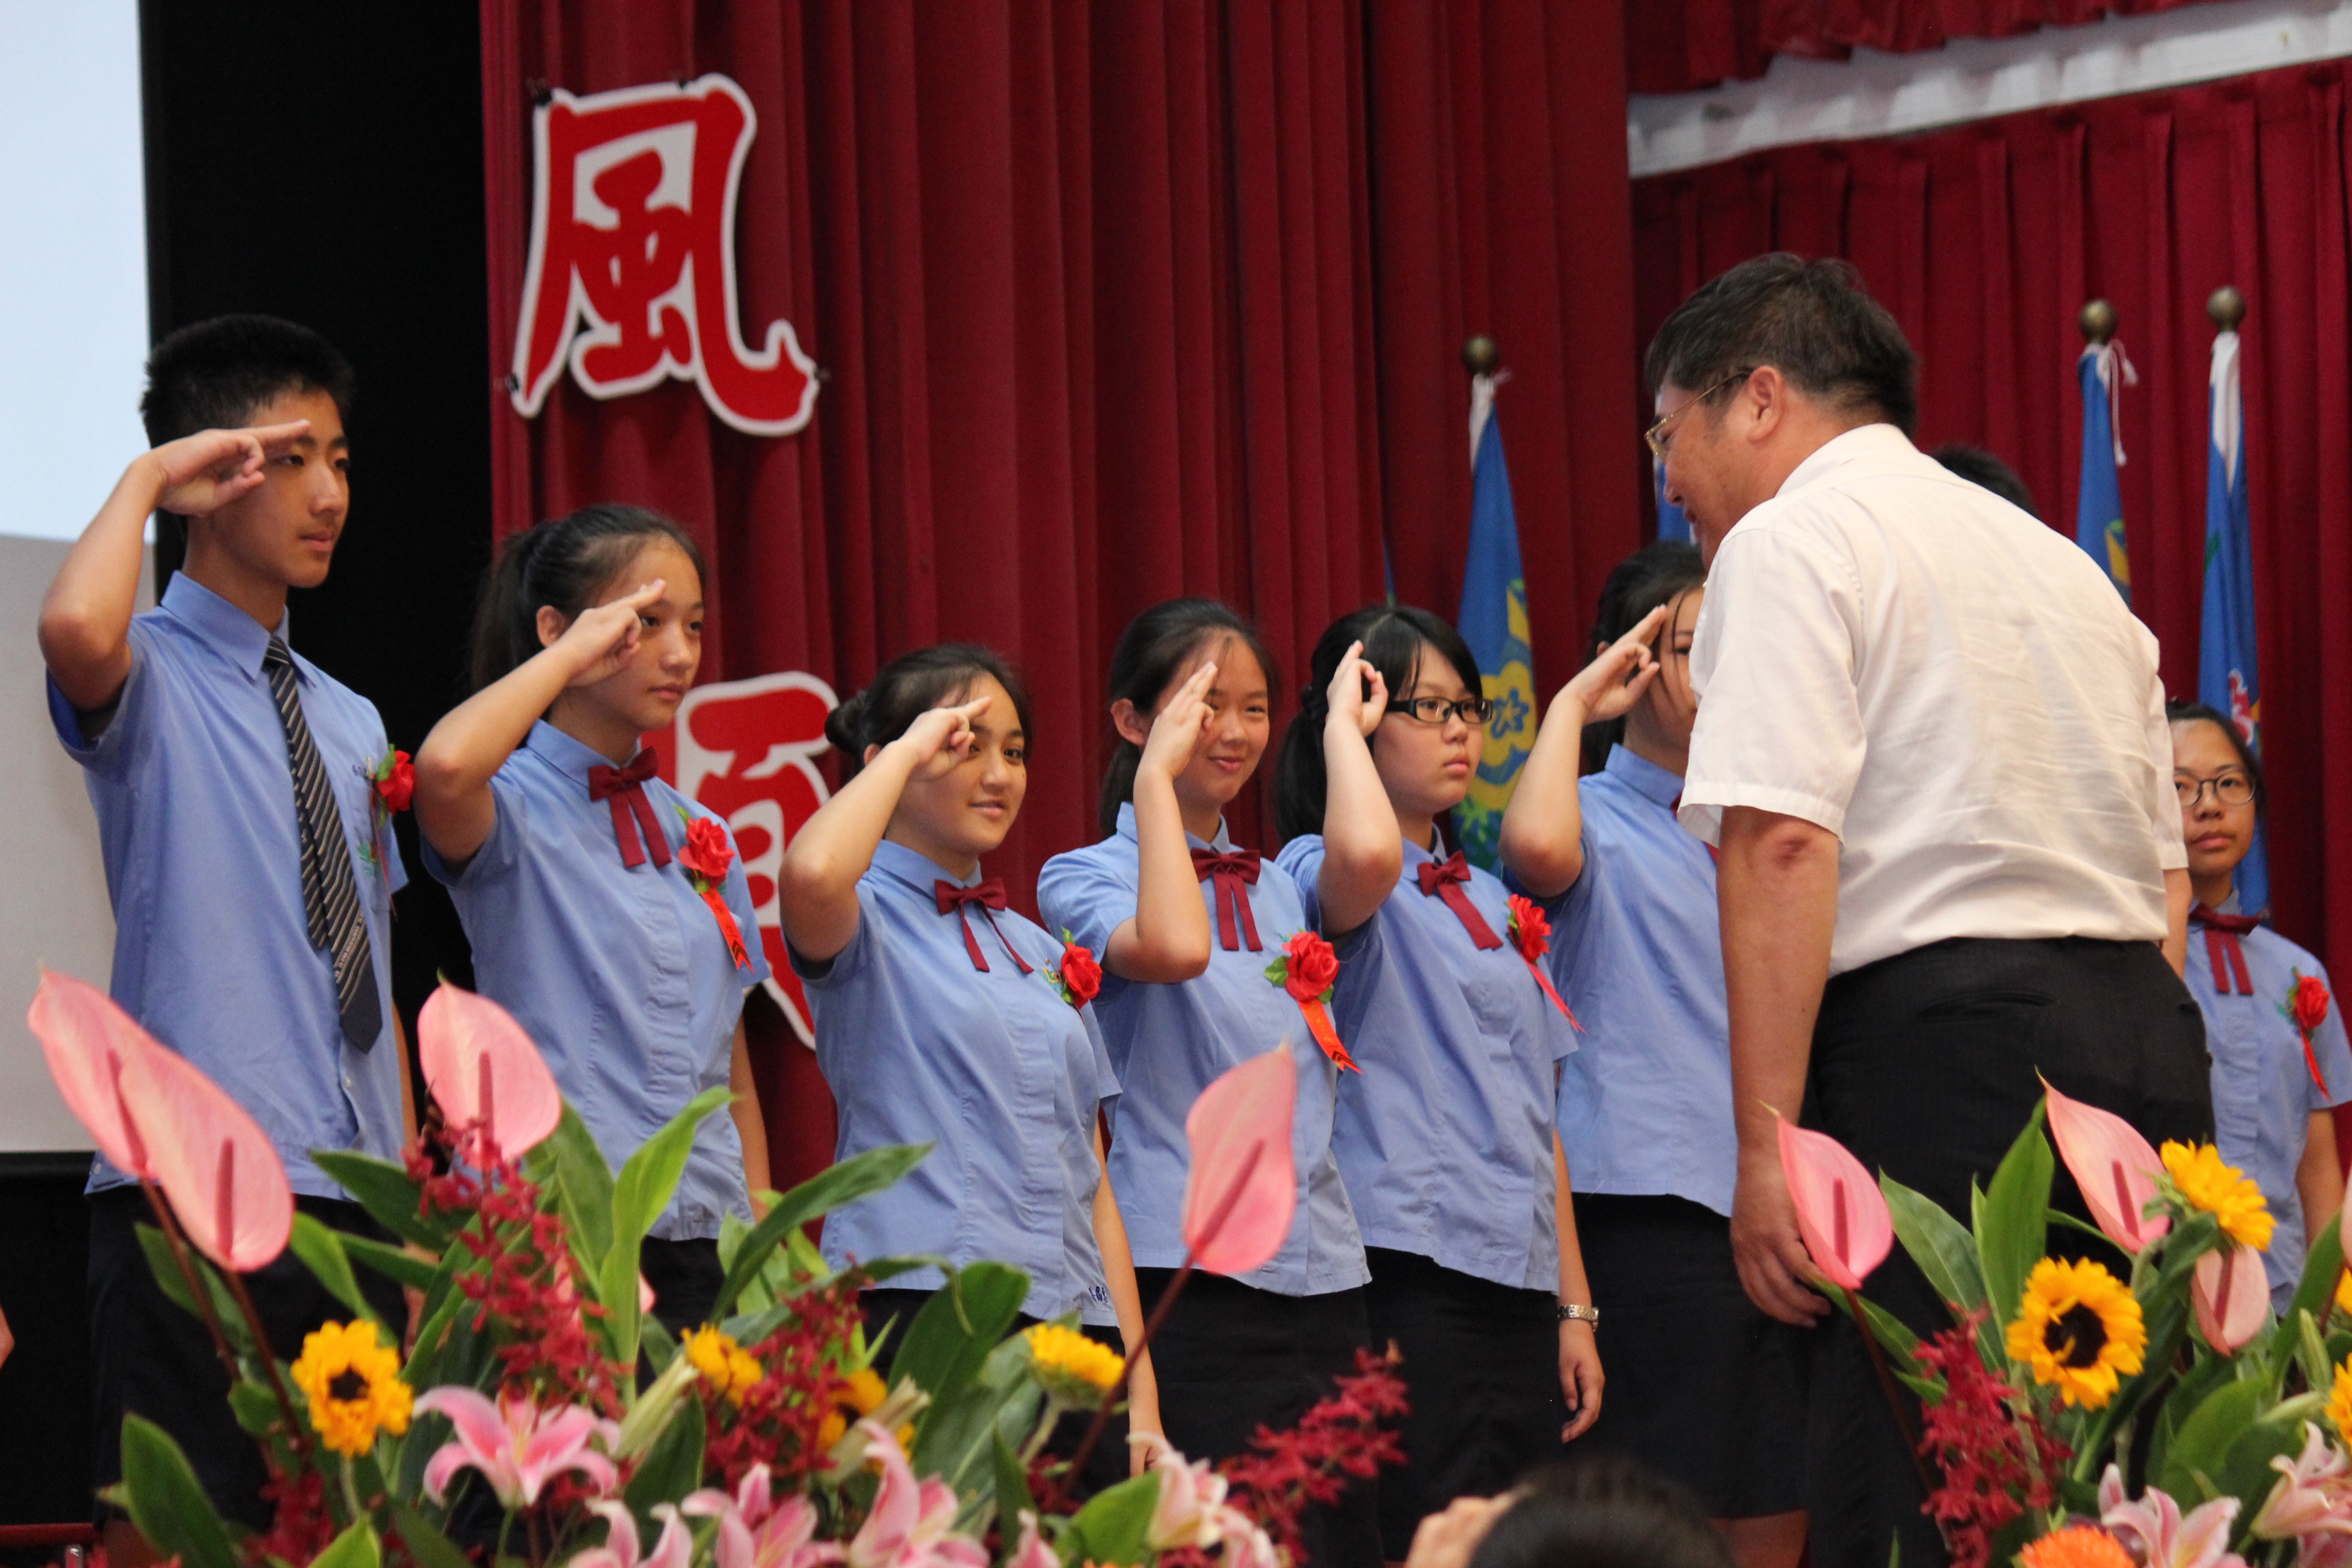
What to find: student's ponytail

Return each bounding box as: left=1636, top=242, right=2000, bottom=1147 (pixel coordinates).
left=827, top=644, right=1033, bottom=779
left=1273, top=603, right=1478, bottom=844
left=1096, top=599, right=1279, bottom=836
left=468, top=504, right=708, bottom=693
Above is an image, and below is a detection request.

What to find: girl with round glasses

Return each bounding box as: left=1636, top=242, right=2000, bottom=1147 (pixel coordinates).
left=2170, top=698, right=2350, bottom=1309
left=1271, top=604, right=1603, bottom=1563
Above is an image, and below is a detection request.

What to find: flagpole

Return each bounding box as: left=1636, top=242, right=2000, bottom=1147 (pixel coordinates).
left=2079, top=297, right=2116, bottom=347
left=2208, top=284, right=2246, bottom=334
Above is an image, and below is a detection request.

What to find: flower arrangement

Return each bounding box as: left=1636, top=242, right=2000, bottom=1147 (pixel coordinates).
left=28, top=972, right=1401, bottom=1568
left=1782, top=1078, right=2352, bottom=1568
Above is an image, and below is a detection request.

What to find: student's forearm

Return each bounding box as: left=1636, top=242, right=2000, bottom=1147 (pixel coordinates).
left=395, top=1009, right=419, bottom=1147
left=1092, top=1128, right=1159, bottom=1454
left=776, top=740, right=920, bottom=959
left=2300, top=1111, right=2343, bottom=1243
left=1500, top=692, right=1590, bottom=898
left=2163, top=868, right=2191, bottom=977
left=1720, top=808, right=1840, bottom=1162
left=1113, top=763, right=1212, bottom=981
left=1317, top=715, right=1402, bottom=934
left=1554, top=1137, right=1591, bottom=1306
left=39, top=456, right=165, bottom=710
left=730, top=1019, right=772, bottom=1211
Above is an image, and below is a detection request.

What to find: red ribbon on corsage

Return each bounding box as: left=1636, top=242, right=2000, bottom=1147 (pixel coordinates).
left=2281, top=968, right=2334, bottom=1096
left=1052, top=932, right=1102, bottom=1009
left=674, top=808, right=753, bottom=973
left=1507, top=894, right=1580, bottom=1030
left=1265, top=931, right=1356, bottom=1073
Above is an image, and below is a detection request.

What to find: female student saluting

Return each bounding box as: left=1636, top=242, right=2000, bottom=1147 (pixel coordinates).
left=775, top=644, right=1156, bottom=1445
left=1273, top=606, right=1602, bottom=1567
left=1036, top=600, right=1375, bottom=1565
left=413, top=504, right=771, bottom=1334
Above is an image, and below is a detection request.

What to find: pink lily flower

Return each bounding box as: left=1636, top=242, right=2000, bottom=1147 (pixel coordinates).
left=2253, top=1425, right=2352, bottom=1543
left=418, top=983, right=563, bottom=1157
left=1005, top=1513, right=1059, bottom=1568
left=845, top=1420, right=986, bottom=1568
left=2097, top=1465, right=2249, bottom=1568
left=684, top=1463, right=843, bottom=1568
left=1774, top=1112, right=1891, bottom=1290
left=412, top=1386, right=619, bottom=1509
left=1130, top=1433, right=1233, bottom=1551
left=1183, top=1046, right=1298, bottom=1277
left=2045, top=1079, right=2170, bottom=1253
left=574, top=1501, right=693, bottom=1568
left=1214, top=1512, right=1282, bottom=1568
left=2191, top=1243, right=2270, bottom=1354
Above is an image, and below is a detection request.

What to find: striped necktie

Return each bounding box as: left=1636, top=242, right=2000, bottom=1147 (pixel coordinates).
left=264, top=636, right=381, bottom=1052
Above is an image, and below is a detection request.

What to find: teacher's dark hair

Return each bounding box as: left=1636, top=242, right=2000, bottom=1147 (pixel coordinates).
left=1644, top=252, right=1918, bottom=437
left=1273, top=604, right=1482, bottom=844
left=1470, top=1456, right=1734, bottom=1568
left=1583, top=540, right=1707, bottom=774
left=470, top=503, right=707, bottom=692
left=1098, top=599, right=1280, bottom=836
left=826, top=644, right=1033, bottom=781
left=2166, top=698, right=2266, bottom=817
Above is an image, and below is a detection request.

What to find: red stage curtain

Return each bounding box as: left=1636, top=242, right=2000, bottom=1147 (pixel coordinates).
left=1627, top=0, right=2221, bottom=95
left=479, top=0, right=1640, bottom=1187
left=1631, top=60, right=2352, bottom=1003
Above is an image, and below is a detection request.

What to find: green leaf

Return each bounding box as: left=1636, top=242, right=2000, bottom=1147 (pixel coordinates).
left=227, top=1379, right=279, bottom=1439
left=120, top=1414, right=240, bottom=1568
left=603, top=1085, right=734, bottom=1365
left=892, top=1264, right=1030, bottom=1413
left=994, top=1428, right=1039, bottom=1544
left=530, top=1104, right=615, bottom=1271
left=289, top=1213, right=391, bottom=1334
left=390, top=1503, right=473, bottom=1568
left=336, top=1232, right=440, bottom=1293
left=1060, top=1473, right=1162, bottom=1568
left=711, top=1143, right=934, bottom=1318
left=2157, top=1377, right=2270, bottom=1501
left=135, top=1224, right=250, bottom=1356
left=2284, top=1212, right=2347, bottom=1345
left=310, top=1521, right=382, bottom=1568
left=623, top=1395, right=705, bottom=1521
left=1976, top=1104, right=2054, bottom=1330
left=1880, top=1175, right=1987, bottom=1321
left=312, top=1152, right=453, bottom=1251
left=919, top=1334, right=1045, bottom=1525
left=642, top=1315, right=681, bottom=1375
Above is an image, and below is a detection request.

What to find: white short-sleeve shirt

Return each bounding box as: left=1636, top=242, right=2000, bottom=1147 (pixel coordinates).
left=1678, top=423, right=2185, bottom=977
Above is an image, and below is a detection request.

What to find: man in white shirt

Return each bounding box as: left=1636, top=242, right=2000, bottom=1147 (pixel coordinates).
left=1650, top=255, right=2206, bottom=1568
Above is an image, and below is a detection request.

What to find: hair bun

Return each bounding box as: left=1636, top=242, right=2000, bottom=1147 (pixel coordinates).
left=822, top=689, right=871, bottom=755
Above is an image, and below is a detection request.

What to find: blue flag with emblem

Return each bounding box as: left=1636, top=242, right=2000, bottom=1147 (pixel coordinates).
left=2076, top=341, right=2134, bottom=602
left=1455, top=375, right=1537, bottom=870
left=2200, top=322, right=2269, bottom=917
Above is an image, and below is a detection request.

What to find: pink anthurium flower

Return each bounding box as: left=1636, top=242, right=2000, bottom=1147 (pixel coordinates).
left=1774, top=1112, right=1892, bottom=1292
left=844, top=1420, right=985, bottom=1568
left=2191, top=1243, right=2270, bottom=1353
left=2044, top=1078, right=2170, bottom=1253
left=412, top=1386, right=619, bottom=1509
left=685, top=1463, right=843, bottom=1568
left=116, top=1034, right=295, bottom=1272
left=574, top=1501, right=696, bottom=1568
left=2100, top=1465, right=2250, bottom=1568
left=1181, top=1045, right=1297, bottom=1277
left=28, top=970, right=158, bottom=1178
left=417, top=983, right=562, bottom=1156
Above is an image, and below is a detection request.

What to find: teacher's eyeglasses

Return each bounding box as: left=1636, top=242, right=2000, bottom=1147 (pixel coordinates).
left=2175, top=773, right=2255, bottom=808
left=1389, top=695, right=1494, bottom=728
left=1646, top=369, right=1751, bottom=460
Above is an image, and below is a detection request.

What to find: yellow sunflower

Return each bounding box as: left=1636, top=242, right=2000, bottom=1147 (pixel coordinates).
left=684, top=1325, right=764, bottom=1405
left=2330, top=1358, right=2352, bottom=1450
left=1025, top=1323, right=1126, bottom=1408
left=2160, top=1141, right=2274, bottom=1252
left=2336, top=1269, right=2352, bottom=1320
left=817, top=1367, right=900, bottom=1453
left=291, top=1318, right=412, bottom=1457
left=2004, top=1257, right=2146, bottom=1409
left=2019, top=1526, right=2136, bottom=1568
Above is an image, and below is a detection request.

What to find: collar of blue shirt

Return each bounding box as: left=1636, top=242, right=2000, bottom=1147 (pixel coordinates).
left=1113, top=800, right=1238, bottom=855
left=870, top=836, right=987, bottom=894
left=1605, top=743, right=1684, bottom=807
left=523, top=718, right=649, bottom=784
left=160, top=572, right=305, bottom=686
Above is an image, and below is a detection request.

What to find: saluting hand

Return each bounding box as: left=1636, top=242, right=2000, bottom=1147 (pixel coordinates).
left=1558, top=604, right=1667, bottom=725
left=555, top=579, right=666, bottom=688
left=1137, top=660, right=1220, bottom=782
left=1326, top=640, right=1389, bottom=737
left=894, top=696, right=994, bottom=780
left=148, top=421, right=312, bottom=518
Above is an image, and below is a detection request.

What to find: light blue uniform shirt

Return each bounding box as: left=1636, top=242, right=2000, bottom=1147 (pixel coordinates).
left=50, top=574, right=408, bottom=1199
left=2186, top=914, right=2352, bottom=1308
left=426, top=721, right=769, bottom=1241
left=1037, top=805, right=1368, bottom=1296
left=1276, top=833, right=1576, bottom=1292
left=1539, top=746, right=1737, bottom=1217
left=794, top=840, right=1121, bottom=1324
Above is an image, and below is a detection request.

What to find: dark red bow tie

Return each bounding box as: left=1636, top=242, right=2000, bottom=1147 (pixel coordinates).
left=2193, top=903, right=2259, bottom=996
left=1191, top=847, right=1264, bottom=952
left=934, top=879, right=1032, bottom=974
left=1416, top=851, right=1503, bottom=950
left=587, top=749, right=672, bottom=869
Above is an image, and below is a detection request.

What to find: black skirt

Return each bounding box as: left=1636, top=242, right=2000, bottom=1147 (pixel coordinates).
left=1565, top=1192, right=1806, bottom=1518
left=1361, top=1247, right=1562, bottom=1561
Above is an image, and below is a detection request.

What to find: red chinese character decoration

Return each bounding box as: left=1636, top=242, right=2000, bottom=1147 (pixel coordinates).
left=645, top=670, right=838, bottom=1043
left=511, top=74, right=817, bottom=436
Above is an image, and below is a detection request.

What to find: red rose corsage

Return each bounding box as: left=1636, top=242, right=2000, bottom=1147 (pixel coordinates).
left=1264, top=930, right=1356, bottom=1073
left=2281, top=968, right=2334, bottom=1094
left=1507, top=894, right=1580, bottom=1029
left=674, top=807, right=753, bottom=972
left=1051, top=932, right=1102, bottom=1009
left=359, top=745, right=413, bottom=884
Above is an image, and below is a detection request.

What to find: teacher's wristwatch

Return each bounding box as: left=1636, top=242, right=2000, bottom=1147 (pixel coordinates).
left=1556, top=1303, right=1600, bottom=1326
